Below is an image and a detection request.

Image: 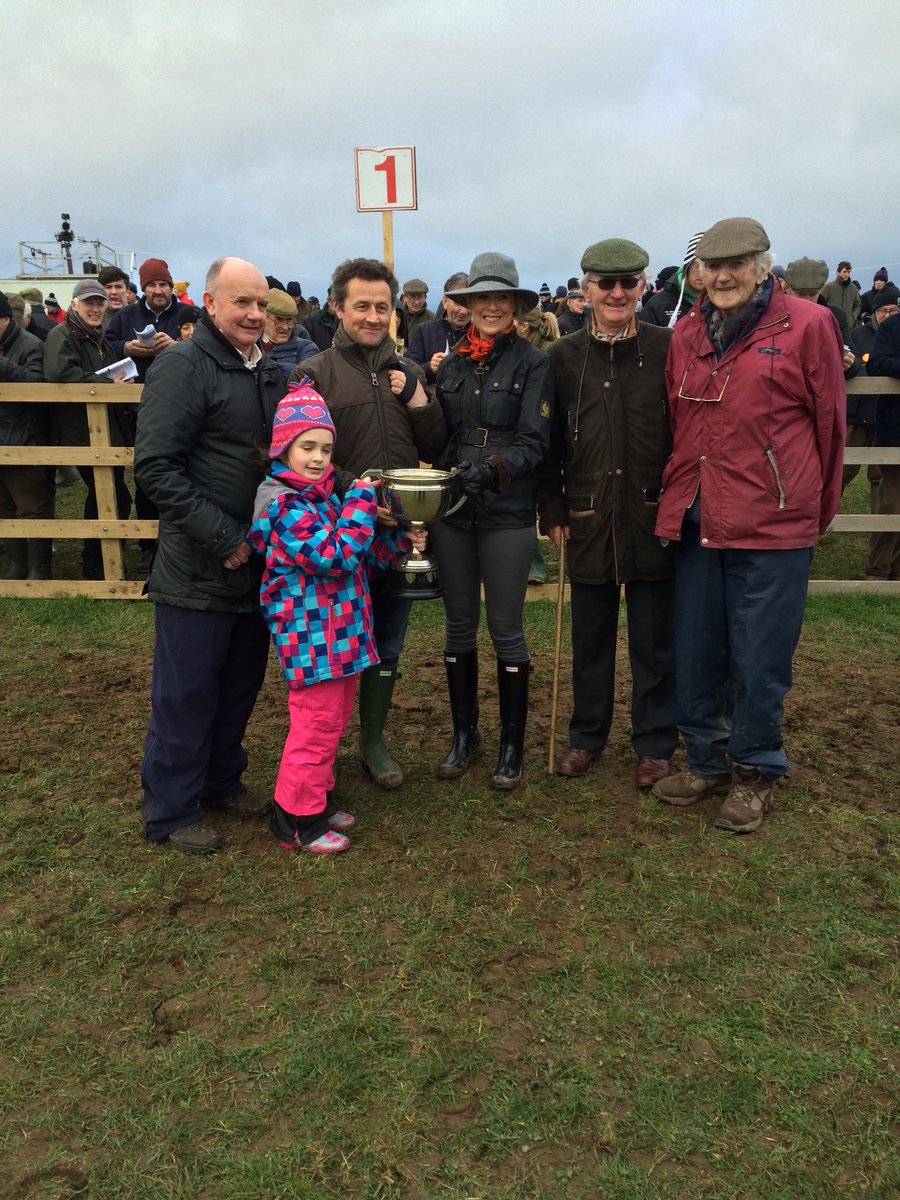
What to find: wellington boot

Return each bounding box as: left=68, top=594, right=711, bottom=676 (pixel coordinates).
left=436, top=650, right=482, bottom=780
left=2, top=539, right=28, bottom=580
left=358, top=664, right=404, bottom=789
left=491, top=658, right=530, bottom=791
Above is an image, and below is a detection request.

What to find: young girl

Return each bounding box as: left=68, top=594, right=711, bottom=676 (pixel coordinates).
left=248, top=380, right=418, bottom=853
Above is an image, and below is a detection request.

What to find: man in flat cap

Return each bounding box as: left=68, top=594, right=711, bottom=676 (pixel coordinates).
left=653, top=218, right=845, bottom=833
left=395, top=278, right=434, bottom=351
left=538, top=238, right=678, bottom=790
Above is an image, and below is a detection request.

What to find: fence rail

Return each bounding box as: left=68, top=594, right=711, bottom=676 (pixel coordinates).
left=2, top=379, right=899, bottom=599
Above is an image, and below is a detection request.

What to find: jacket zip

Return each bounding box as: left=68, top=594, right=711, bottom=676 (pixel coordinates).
left=606, top=342, right=621, bottom=583
left=764, top=444, right=786, bottom=508
left=371, top=371, right=390, bottom=468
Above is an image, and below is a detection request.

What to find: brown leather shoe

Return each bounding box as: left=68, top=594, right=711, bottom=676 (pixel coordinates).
left=557, top=746, right=601, bottom=777
left=634, top=756, right=672, bottom=788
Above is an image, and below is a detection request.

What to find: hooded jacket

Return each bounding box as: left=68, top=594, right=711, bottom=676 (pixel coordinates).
left=655, top=281, right=846, bottom=548
left=134, top=313, right=284, bottom=611
left=247, top=464, right=408, bottom=687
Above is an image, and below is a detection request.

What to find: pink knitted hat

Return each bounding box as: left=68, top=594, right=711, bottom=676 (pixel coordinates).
left=269, top=378, right=336, bottom=459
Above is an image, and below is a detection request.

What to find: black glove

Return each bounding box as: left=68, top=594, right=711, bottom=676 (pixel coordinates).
left=389, top=360, right=419, bottom=404
left=456, top=460, right=498, bottom=497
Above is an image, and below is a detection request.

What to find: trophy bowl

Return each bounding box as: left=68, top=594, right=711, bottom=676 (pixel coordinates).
left=366, top=467, right=466, bottom=600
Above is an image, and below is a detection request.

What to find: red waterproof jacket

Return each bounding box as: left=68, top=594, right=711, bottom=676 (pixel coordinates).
left=655, top=282, right=846, bottom=549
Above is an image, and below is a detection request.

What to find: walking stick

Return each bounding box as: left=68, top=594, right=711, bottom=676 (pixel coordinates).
left=547, top=535, right=567, bottom=775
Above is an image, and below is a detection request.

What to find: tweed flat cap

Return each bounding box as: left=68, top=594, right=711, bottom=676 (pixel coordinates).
left=402, top=278, right=428, bottom=294
left=696, top=218, right=770, bottom=260
left=784, top=258, right=828, bottom=291
left=580, top=239, right=649, bottom=275
left=267, top=288, right=298, bottom=320
left=19, top=286, right=44, bottom=303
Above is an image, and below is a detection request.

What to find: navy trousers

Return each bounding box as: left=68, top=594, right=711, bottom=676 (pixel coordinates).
left=141, top=604, right=271, bottom=841
left=674, top=519, right=813, bottom=779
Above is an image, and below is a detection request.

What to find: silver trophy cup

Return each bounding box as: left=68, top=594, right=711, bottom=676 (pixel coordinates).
left=367, top=467, right=467, bottom=600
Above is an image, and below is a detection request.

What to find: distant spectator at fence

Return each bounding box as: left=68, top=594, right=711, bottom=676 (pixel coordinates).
left=862, top=298, right=900, bottom=580
left=860, top=268, right=893, bottom=323
left=396, top=278, right=434, bottom=350
left=43, top=281, right=134, bottom=580
left=820, top=260, right=862, bottom=329
left=261, top=288, right=318, bottom=383
left=641, top=233, right=705, bottom=328
left=556, top=287, right=587, bottom=335
left=300, top=287, right=339, bottom=352
left=98, top=266, right=130, bottom=329
left=18, top=287, right=56, bottom=342
left=106, top=257, right=192, bottom=383
left=0, top=292, right=52, bottom=580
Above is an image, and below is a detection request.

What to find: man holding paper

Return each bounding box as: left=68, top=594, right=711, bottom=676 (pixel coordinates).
left=43, top=280, right=135, bottom=579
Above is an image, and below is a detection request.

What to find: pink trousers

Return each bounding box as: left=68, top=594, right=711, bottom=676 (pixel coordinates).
left=274, top=675, right=357, bottom=816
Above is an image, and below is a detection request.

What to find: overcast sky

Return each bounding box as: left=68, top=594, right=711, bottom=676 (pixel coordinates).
left=4, top=0, right=898, bottom=301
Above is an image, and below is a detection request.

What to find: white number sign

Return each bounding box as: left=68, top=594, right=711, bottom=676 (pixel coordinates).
left=355, top=146, right=417, bottom=211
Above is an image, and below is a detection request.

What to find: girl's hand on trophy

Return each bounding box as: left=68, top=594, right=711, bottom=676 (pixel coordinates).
left=376, top=506, right=398, bottom=527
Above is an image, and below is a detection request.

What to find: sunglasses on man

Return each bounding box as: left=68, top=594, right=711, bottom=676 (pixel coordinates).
left=585, top=276, right=643, bottom=291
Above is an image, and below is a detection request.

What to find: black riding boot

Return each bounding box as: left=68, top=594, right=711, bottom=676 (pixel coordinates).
left=492, top=658, right=530, bottom=791
left=436, top=651, right=481, bottom=780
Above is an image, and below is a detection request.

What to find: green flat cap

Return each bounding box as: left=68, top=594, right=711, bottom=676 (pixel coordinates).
left=580, top=239, right=649, bottom=275
left=4, top=292, right=26, bottom=319
left=19, top=286, right=44, bottom=303
left=267, top=288, right=298, bottom=320
left=697, top=218, right=770, bottom=260
left=402, top=278, right=428, bottom=294
left=784, top=258, right=828, bottom=290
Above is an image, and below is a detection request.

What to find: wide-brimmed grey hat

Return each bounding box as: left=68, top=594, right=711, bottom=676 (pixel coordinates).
left=696, top=218, right=770, bottom=261
left=445, top=252, right=539, bottom=310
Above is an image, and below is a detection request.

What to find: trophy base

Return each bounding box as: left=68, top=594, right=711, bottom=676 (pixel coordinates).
left=385, top=553, right=443, bottom=601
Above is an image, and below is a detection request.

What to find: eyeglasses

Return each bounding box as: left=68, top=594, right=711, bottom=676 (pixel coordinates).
left=677, top=363, right=733, bottom=403
left=585, top=275, right=643, bottom=292
left=269, top=314, right=294, bottom=326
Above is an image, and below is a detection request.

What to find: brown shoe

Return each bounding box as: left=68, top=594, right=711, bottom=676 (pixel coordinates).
left=634, top=756, right=672, bottom=788
left=557, top=746, right=601, bottom=777
left=652, top=770, right=731, bottom=807
left=714, top=764, right=775, bottom=833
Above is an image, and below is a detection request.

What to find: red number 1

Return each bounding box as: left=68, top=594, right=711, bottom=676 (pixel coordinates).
left=374, top=155, right=397, bottom=205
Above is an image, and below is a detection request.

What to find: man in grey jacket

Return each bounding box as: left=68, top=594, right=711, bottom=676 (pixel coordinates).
left=135, top=257, right=284, bottom=854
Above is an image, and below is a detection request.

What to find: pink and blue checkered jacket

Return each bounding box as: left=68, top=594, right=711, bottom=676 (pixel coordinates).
left=247, top=463, right=409, bottom=689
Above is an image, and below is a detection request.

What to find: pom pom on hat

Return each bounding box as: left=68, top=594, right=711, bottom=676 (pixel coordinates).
left=269, top=378, right=336, bottom=459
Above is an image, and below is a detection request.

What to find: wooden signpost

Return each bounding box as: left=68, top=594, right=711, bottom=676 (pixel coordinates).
left=354, top=146, right=418, bottom=349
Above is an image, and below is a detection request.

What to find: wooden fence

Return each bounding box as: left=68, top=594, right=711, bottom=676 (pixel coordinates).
left=1, top=379, right=899, bottom=599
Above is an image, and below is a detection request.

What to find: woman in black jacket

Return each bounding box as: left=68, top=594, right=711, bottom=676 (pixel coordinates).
left=430, top=252, right=553, bottom=789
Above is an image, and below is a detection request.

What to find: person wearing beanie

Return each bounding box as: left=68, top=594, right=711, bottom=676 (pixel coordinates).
left=860, top=267, right=895, bottom=323
left=134, top=257, right=286, bottom=855
left=820, top=260, right=862, bottom=328
left=642, top=233, right=706, bottom=328
left=0, top=292, right=51, bottom=580
left=247, top=380, right=420, bottom=853
left=285, top=280, right=312, bottom=325
left=537, top=237, right=678, bottom=792
left=652, top=218, right=845, bottom=833
left=286, top=256, right=445, bottom=791
left=106, top=256, right=194, bottom=383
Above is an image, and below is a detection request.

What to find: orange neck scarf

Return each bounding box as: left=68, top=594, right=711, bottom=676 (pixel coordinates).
left=455, top=323, right=513, bottom=362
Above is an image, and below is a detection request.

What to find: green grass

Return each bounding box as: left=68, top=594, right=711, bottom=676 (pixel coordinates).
left=0, top=584, right=897, bottom=1198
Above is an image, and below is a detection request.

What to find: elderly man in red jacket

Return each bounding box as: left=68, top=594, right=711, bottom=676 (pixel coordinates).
left=652, top=218, right=845, bottom=833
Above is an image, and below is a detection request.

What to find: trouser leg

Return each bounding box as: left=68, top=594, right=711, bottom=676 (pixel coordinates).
left=275, top=676, right=356, bottom=817
left=624, top=577, right=677, bottom=758
left=674, top=521, right=732, bottom=776
left=724, top=546, right=813, bottom=777
left=865, top=464, right=900, bottom=579
left=568, top=580, right=620, bottom=751
left=142, top=606, right=264, bottom=840
left=202, top=611, right=271, bottom=802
